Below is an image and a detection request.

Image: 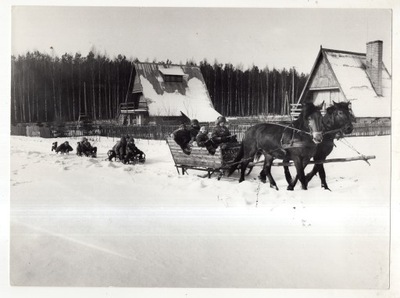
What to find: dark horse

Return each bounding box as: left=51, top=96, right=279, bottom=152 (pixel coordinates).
left=284, top=101, right=356, bottom=190
left=228, top=102, right=324, bottom=190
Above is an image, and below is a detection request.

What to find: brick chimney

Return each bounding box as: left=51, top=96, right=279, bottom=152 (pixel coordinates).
left=366, top=40, right=383, bottom=96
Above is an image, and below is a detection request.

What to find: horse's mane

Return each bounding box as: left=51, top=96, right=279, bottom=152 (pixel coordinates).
left=293, top=102, right=321, bottom=130
left=326, top=102, right=350, bottom=114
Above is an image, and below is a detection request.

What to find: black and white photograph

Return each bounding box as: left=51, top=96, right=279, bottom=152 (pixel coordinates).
left=1, top=1, right=400, bottom=297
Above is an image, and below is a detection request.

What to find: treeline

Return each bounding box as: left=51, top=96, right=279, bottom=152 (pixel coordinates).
left=11, top=51, right=134, bottom=124
left=11, top=51, right=308, bottom=124
left=199, top=60, right=308, bottom=117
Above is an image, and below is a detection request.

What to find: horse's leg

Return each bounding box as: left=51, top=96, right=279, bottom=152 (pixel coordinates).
left=284, top=162, right=293, bottom=184
left=264, top=155, right=279, bottom=190
left=298, top=157, right=310, bottom=190
left=239, top=160, right=251, bottom=183
left=258, top=159, right=267, bottom=183
left=287, top=175, right=298, bottom=191
left=305, top=164, right=318, bottom=183
left=288, top=157, right=307, bottom=190
left=317, top=164, right=331, bottom=190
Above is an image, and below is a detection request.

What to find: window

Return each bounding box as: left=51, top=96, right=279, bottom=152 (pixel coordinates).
left=163, top=75, right=183, bottom=83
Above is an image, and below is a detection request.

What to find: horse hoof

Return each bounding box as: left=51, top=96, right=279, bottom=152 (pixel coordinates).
left=258, top=176, right=267, bottom=183
left=287, top=186, right=294, bottom=191
left=239, top=179, right=244, bottom=183
left=270, top=185, right=279, bottom=191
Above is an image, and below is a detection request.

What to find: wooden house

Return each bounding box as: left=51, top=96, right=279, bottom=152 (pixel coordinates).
left=297, top=41, right=391, bottom=120
left=118, top=62, right=221, bottom=125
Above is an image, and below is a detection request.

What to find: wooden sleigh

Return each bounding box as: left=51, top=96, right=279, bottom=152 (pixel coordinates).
left=166, top=138, right=241, bottom=178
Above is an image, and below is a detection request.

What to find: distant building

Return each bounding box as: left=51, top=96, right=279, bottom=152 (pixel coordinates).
left=297, top=40, right=391, bottom=119
left=118, top=62, right=221, bottom=125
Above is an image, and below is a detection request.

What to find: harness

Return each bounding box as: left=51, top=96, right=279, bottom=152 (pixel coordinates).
left=275, top=123, right=316, bottom=150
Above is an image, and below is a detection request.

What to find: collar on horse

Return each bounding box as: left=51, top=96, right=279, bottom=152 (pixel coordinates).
left=278, top=123, right=314, bottom=149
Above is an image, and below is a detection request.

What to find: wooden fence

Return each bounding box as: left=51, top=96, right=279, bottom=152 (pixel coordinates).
left=11, top=119, right=391, bottom=140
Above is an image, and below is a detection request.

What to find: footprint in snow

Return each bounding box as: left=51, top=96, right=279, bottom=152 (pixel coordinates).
left=86, top=159, right=102, bottom=168
left=12, top=180, right=32, bottom=187
left=27, top=151, right=41, bottom=156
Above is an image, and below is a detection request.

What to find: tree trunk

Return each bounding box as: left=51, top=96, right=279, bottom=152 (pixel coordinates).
left=58, top=70, right=62, bottom=120
left=84, top=81, right=88, bottom=116
left=44, top=81, right=48, bottom=122
left=266, top=70, right=269, bottom=114
left=27, top=70, right=32, bottom=123
left=108, top=71, right=112, bottom=119
left=12, top=60, right=17, bottom=123
left=92, top=68, right=96, bottom=120
left=72, top=63, right=76, bottom=121
left=98, top=60, right=102, bottom=120
left=52, top=63, right=57, bottom=121
left=273, top=72, right=276, bottom=114
left=78, top=64, right=81, bottom=116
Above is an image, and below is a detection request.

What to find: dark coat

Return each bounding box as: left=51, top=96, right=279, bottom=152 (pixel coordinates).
left=77, top=140, right=97, bottom=156
left=172, top=128, right=191, bottom=149
left=189, top=126, right=200, bottom=142
left=126, top=142, right=144, bottom=156
left=55, top=143, right=73, bottom=153
left=196, top=132, right=209, bottom=147
left=211, top=125, right=231, bottom=143
left=113, top=137, right=127, bottom=157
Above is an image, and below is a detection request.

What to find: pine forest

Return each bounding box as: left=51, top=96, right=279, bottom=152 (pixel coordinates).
left=11, top=51, right=309, bottom=124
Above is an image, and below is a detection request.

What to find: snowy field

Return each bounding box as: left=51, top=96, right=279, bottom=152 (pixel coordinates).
left=10, top=135, right=390, bottom=289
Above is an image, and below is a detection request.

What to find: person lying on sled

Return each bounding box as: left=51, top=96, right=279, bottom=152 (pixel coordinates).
left=52, top=141, right=73, bottom=154
left=123, top=138, right=145, bottom=164
left=108, top=136, right=128, bottom=162
left=76, top=137, right=97, bottom=157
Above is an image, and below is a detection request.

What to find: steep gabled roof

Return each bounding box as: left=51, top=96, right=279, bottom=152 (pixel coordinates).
left=133, top=62, right=221, bottom=122
left=298, top=47, right=391, bottom=118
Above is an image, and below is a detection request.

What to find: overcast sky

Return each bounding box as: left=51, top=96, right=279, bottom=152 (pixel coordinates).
left=11, top=6, right=391, bottom=74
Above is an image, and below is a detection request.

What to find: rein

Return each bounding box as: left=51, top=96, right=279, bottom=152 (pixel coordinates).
left=269, top=122, right=313, bottom=136
left=323, top=127, right=344, bottom=136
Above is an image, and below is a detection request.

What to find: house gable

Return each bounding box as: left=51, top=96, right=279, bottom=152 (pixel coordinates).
left=309, top=54, right=340, bottom=89
left=299, top=50, right=344, bottom=106
left=298, top=45, right=391, bottom=118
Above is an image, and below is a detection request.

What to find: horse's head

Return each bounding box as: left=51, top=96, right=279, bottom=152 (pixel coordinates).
left=325, top=101, right=356, bottom=135
left=300, top=102, right=324, bottom=144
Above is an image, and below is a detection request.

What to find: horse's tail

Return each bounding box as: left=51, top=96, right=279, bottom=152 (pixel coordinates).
left=227, top=142, right=244, bottom=177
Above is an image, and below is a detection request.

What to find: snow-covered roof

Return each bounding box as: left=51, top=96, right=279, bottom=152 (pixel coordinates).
left=140, top=75, right=221, bottom=122
left=324, top=50, right=391, bottom=118
left=158, top=66, right=185, bottom=76
left=133, top=63, right=221, bottom=122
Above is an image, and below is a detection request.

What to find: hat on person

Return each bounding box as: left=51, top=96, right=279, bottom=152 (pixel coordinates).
left=215, top=116, right=227, bottom=125
left=190, top=119, right=200, bottom=128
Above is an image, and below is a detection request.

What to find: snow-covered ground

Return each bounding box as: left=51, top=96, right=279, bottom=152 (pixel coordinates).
left=10, top=135, right=390, bottom=289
